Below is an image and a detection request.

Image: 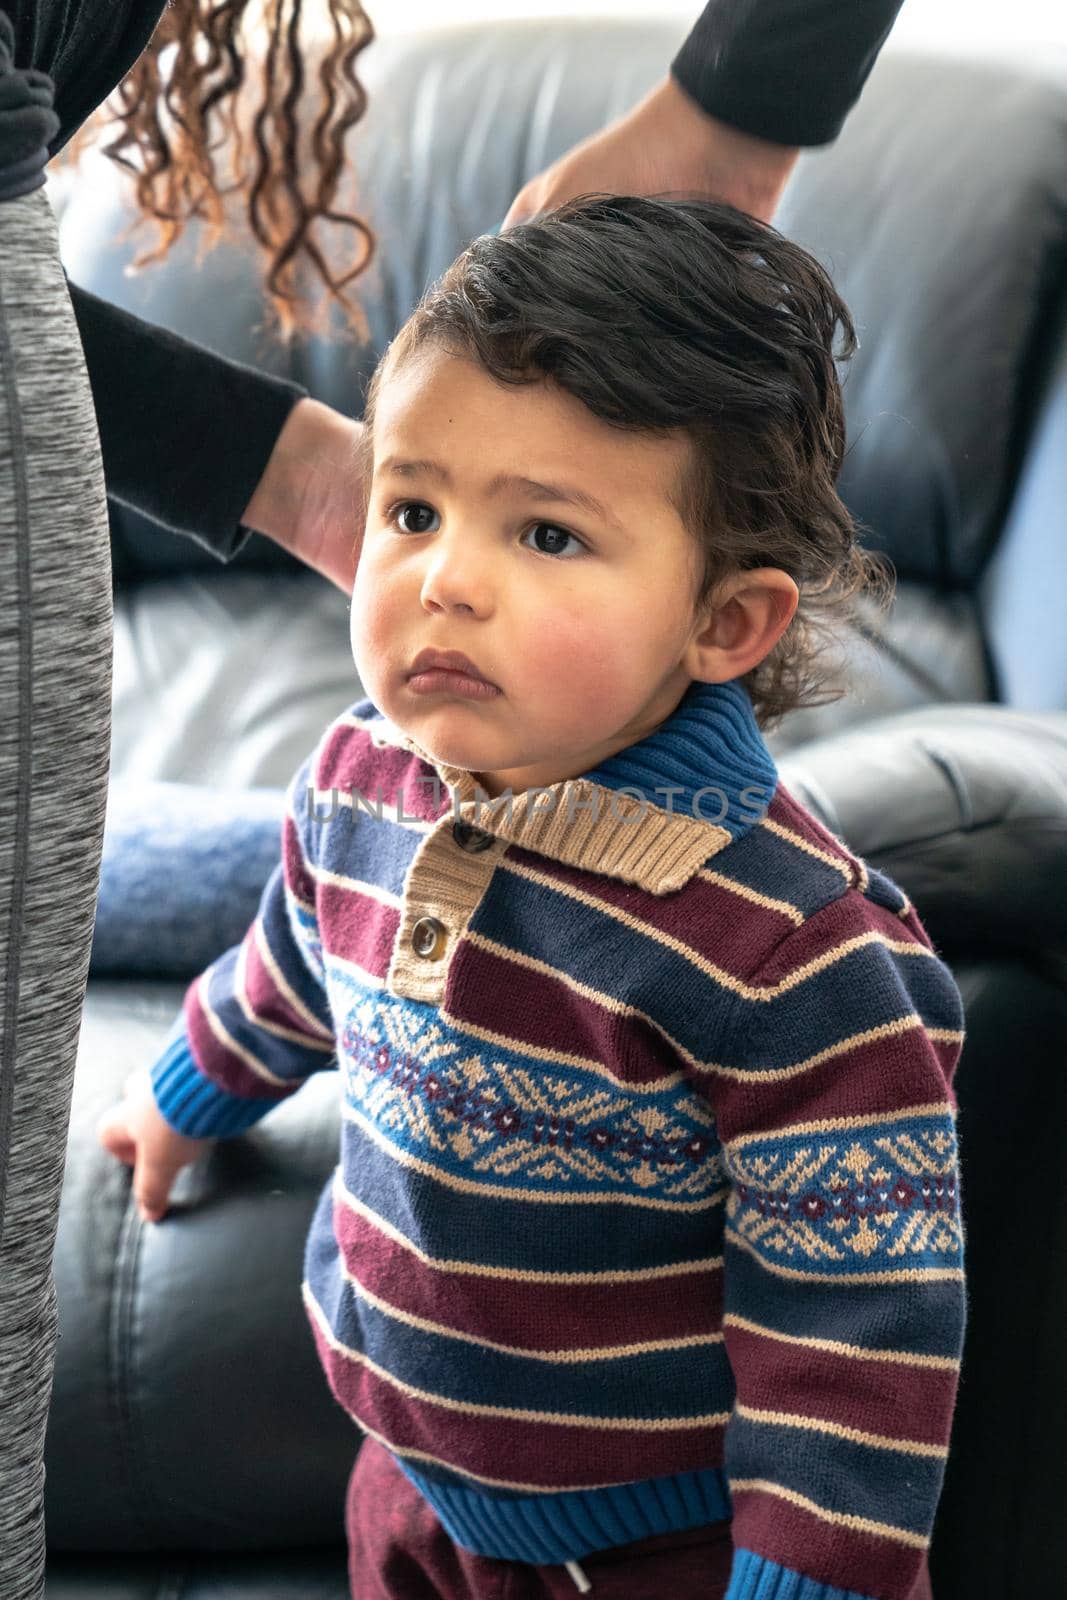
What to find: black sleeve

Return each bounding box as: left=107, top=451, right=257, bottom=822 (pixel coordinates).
left=671, top=0, right=906, bottom=147
left=69, top=281, right=309, bottom=561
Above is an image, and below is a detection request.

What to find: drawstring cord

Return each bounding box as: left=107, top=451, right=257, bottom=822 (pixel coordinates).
left=564, top=1558, right=591, bottom=1592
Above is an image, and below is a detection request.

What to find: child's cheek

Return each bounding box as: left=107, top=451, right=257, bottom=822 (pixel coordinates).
left=349, top=564, right=393, bottom=683
left=520, top=605, right=628, bottom=718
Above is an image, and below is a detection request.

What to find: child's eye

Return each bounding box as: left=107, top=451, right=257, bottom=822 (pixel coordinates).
left=390, top=501, right=440, bottom=534
left=522, top=522, right=585, bottom=559
left=382, top=502, right=585, bottom=560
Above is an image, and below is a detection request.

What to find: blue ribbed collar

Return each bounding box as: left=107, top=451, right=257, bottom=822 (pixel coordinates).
left=374, top=677, right=778, bottom=894
left=580, top=676, right=778, bottom=842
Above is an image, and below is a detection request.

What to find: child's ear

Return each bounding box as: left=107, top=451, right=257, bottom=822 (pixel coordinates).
left=686, top=568, right=799, bottom=683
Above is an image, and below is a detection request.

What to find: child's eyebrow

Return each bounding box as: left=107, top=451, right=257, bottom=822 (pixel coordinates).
left=377, top=455, right=622, bottom=531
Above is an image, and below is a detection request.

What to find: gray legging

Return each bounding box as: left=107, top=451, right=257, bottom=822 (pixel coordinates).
left=0, top=186, right=112, bottom=1597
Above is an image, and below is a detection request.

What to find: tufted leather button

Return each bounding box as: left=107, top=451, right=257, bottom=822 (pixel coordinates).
left=452, top=819, right=495, bottom=853
left=411, top=916, right=446, bottom=959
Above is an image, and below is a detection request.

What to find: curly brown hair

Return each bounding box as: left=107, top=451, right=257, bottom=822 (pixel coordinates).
left=62, top=0, right=376, bottom=342
left=360, top=194, right=896, bottom=732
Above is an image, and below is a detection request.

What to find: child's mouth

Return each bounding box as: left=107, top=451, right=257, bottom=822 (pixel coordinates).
left=407, top=668, right=502, bottom=700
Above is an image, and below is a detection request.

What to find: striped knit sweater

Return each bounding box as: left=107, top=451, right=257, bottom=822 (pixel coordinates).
left=151, top=675, right=967, bottom=1600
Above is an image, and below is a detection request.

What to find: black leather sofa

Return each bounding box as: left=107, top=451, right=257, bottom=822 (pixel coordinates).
left=43, top=19, right=1067, bottom=1599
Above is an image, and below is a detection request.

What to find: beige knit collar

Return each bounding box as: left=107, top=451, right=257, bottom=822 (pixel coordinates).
left=359, top=678, right=777, bottom=897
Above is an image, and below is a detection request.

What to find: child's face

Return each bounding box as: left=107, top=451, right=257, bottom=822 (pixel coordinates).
left=350, top=343, right=718, bottom=798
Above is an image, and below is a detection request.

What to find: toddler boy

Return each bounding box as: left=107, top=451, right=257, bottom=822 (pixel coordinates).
left=100, top=195, right=965, bottom=1600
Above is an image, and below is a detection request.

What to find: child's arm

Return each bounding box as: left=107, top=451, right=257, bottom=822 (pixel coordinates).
left=98, top=748, right=335, bottom=1223
left=712, top=888, right=967, bottom=1600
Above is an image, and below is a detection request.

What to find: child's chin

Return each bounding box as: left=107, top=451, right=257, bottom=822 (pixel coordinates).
left=397, top=710, right=494, bottom=772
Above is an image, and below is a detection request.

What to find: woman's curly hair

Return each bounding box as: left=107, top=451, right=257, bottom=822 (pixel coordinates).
left=63, top=0, right=375, bottom=341
left=363, top=194, right=895, bottom=732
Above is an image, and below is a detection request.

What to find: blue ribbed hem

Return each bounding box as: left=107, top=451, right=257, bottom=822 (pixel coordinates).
left=397, top=1461, right=733, bottom=1565
left=150, top=1021, right=276, bottom=1138
left=726, top=1548, right=874, bottom=1600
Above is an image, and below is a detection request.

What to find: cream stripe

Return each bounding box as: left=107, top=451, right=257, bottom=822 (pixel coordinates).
left=722, top=1313, right=960, bottom=1371
left=196, top=968, right=292, bottom=1089
left=342, top=1102, right=727, bottom=1214
left=326, top=950, right=387, bottom=990
left=334, top=1174, right=724, bottom=1283
left=311, top=860, right=404, bottom=910
left=756, top=817, right=856, bottom=878
left=287, top=885, right=316, bottom=917
left=304, top=1282, right=730, bottom=1431
left=708, top=1014, right=965, bottom=1088
left=724, top=1226, right=965, bottom=1286
left=243, top=919, right=334, bottom=1044
left=729, top=1477, right=928, bottom=1551
left=747, top=930, right=941, bottom=999
left=694, top=867, right=805, bottom=925
left=724, top=1098, right=959, bottom=1154
left=733, top=1401, right=948, bottom=1460
left=340, top=1260, right=725, bottom=1363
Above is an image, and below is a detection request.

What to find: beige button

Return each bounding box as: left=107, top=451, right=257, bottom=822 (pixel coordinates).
left=411, top=916, right=446, bottom=959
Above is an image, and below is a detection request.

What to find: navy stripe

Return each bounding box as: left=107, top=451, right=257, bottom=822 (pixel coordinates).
left=728, top=937, right=964, bottom=1071
left=724, top=1410, right=946, bottom=1536
left=700, top=818, right=851, bottom=918
left=315, top=800, right=425, bottom=899
left=306, top=1223, right=733, bottom=1417
left=339, top=1126, right=722, bottom=1275
left=471, top=871, right=960, bottom=1066
left=724, top=1242, right=966, bottom=1360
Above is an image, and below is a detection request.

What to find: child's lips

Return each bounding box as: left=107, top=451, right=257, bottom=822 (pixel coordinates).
left=406, top=667, right=502, bottom=700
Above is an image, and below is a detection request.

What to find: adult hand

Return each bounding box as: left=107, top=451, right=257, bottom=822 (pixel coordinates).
left=241, top=397, right=368, bottom=593
left=503, top=75, right=799, bottom=230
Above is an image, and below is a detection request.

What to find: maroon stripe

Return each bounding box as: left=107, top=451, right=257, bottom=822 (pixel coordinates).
left=308, top=1315, right=726, bottom=1485
left=319, top=880, right=400, bottom=979
left=446, top=940, right=682, bottom=1087
left=243, top=928, right=324, bottom=1040
left=725, top=1321, right=959, bottom=1448
left=317, top=724, right=447, bottom=825
left=333, top=1196, right=723, bottom=1351
left=182, top=983, right=291, bottom=1102
left=731, top=1484, right=926, bottom=1597
left=499, top=845, right=792, bottom=965
left=754, top=888, right=925, bottom=986
left=283, top=813, right=316, bottom=904
left=899, top=901, right=935, bottom=953
left=715, top=1024, right=957, bottom=1145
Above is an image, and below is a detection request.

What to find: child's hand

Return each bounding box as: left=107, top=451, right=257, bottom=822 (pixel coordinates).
left=97, top=1068, right=214, bottom=1224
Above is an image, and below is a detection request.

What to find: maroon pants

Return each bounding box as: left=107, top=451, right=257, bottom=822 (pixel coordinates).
left=346, top=1439, right=935, bottom=1600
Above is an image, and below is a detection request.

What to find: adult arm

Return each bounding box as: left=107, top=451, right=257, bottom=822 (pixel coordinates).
left=504, top=0, right=906, bottom=228
left=672, top=0, right=907, bottom=148
left=69, top=282, right=364, bottom=588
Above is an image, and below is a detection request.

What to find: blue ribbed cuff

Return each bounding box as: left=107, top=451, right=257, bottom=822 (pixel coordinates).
left=726, top=1548, right=874, bottom=1600
left=150, top=1019, right=277, bottom=1138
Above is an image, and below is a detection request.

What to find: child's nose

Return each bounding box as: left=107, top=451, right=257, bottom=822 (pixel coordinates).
left=419, top=537, right=494, bottom=617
